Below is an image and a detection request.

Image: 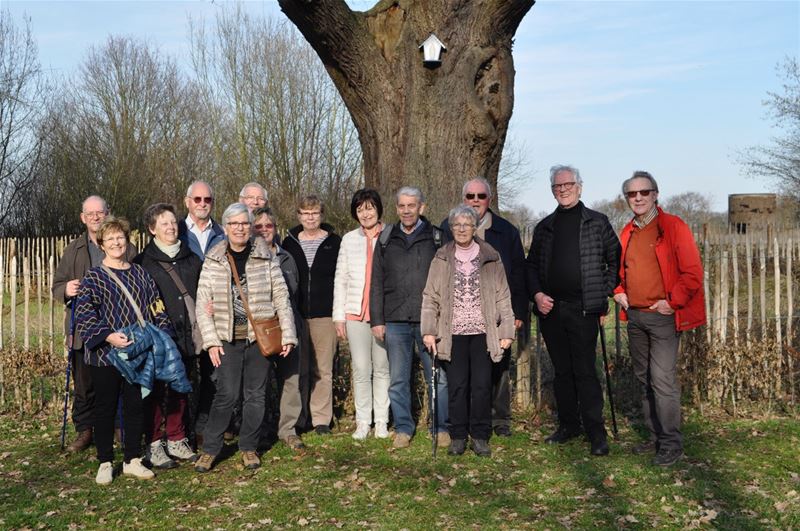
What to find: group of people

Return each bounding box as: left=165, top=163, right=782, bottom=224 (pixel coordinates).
left=53, top=168, right=705, bottom=486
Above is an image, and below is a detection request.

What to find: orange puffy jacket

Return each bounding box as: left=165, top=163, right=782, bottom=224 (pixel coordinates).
left=614, top=208, right=706, bottom=331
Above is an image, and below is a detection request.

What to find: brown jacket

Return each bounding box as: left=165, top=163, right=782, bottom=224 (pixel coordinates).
left=196, top=237, right=297, bottom=349
left=52, top=232, right=137, bottom=350
left=421, top=238, right=515, bottom=362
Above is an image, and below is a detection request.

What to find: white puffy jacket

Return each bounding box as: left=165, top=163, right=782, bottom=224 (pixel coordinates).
left=332, top=226, right=381, bottom=322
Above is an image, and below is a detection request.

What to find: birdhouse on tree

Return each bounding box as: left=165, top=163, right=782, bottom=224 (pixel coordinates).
left=419, top=34, right=446, bottom=66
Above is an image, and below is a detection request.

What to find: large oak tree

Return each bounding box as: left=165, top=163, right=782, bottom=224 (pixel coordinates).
left=278, top=0, right=535, bottom=214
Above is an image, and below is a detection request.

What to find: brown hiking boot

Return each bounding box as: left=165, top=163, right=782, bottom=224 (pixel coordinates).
left=436, top=432, right=451, bottom=448
left=242, top=451, right=261, bottom=470
left=393, top=433, right=412, bottom=449
left=194, top=453, right=216, bottom=473
left=283, top=435, right=306, bottom=451
left=66, top=429, right=92, bottom=453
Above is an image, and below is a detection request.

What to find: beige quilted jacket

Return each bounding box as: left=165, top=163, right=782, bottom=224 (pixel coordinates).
left=196, top=238, right=298, bottom=348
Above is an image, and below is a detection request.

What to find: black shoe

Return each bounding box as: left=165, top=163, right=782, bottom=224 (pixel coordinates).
left=314, top=425, right=332, bottom=435
left=494, top=426, right=512, bottom=438
left=590, top=437, right=609, bottom=456
left=471, top=438, right=491, bottom=457
left=632, top=440, right=658, bottom=455
left=545, top=427, right=582, bottom=444
left=448, top=438, right=467, bottom=456
left=652, top=448, right=683, bottom=467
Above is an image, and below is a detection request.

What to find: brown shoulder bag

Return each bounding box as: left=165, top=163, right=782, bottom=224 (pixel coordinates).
left=226, top=252, right=282, bottom=357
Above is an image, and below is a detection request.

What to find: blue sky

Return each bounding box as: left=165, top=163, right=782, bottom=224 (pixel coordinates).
left=6, top=0, right=799, bottom=214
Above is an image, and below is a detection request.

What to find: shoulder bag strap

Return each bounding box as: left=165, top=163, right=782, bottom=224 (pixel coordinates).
left=100, top=265, right=146, bottom=327
left=225, top=252, right=257, bottom=327
left=158, top=261, right=198, bottom=324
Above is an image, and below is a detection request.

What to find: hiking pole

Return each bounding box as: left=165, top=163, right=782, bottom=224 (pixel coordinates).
left=598, top=316, right=618, bottom=437
left=430, top=347, right=438, bottom=459
left=60, top=355, right=72, bottom=451
left=60, top=303, right=77, bottom=451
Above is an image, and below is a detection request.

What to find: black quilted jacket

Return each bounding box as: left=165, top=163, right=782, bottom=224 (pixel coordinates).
left=526, top=202, right=621, bottom=315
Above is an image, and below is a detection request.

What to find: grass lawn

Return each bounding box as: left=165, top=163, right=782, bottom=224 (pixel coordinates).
left=0, top=410, right=798, bottom=529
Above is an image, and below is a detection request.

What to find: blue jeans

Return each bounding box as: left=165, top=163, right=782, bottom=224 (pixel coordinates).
left=385, top=322, right=448, bottom=436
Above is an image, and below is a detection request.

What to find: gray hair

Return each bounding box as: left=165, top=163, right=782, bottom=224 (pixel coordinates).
left=186, top=180, right=214, bottom=198
left=549, top=165, right=583, bottom=186
left=82, top=195, right=108, bottom=213
left=396, top=186, right=424, bottom=205
left=448, top=204, right=479, bottom=228
left=239, top=182, right=268, bottom=201
left=462, top=177, right=493, bottom=198
left=221, top=202, right=254, bottom=226
left=622, top=170, right=659, bottom=195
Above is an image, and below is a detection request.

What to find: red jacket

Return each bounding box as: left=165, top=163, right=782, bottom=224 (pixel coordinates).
left=614, top=207, right=706, bottom=331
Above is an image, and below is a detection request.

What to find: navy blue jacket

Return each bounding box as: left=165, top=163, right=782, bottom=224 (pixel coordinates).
left=178, top=217, right=226, bottom=261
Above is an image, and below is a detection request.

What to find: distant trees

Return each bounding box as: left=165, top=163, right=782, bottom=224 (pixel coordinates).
left=0, top=13, right=47, bottom=233
left=1, top=7, right=363, bottom=236
left=739, top=57, right=800, bottom=200
left=189, top=7, right=361, bottom=228
left=11, top=37, right=212, bottom=235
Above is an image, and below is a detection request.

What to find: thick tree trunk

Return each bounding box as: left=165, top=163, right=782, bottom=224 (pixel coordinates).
left=278, top=0, right=534, bottom=216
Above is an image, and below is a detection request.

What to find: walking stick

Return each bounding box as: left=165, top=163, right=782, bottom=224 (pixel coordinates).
left=60, top=304, right=77, bottom=451
left=430, top=348, right=438, bottom=459
left=598, top=316, right=618, bottom=437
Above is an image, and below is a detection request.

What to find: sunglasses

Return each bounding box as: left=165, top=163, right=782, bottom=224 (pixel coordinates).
left=626, top=189, right=655, bottom=199
left=254, top=223, right=275, bottom=231
left=465, top=193, right=488, bottom=200
left=192, top=196, right=213, bottom=205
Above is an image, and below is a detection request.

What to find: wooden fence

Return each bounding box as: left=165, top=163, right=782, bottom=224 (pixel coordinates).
left=0, top=226, right=797, bottom=414
left=514, top=225, right=800, bottom=412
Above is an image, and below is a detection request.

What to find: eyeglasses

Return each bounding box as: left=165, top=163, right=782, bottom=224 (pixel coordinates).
left=254, top=223, right=275, bottom=231
left=242, top=195, right=266, bottom=203
left=465, top=193, right=488, bottom=200
left=625, top=189, right=655, bottom=199
left=299, top=211, right=321, bottom=218
left=452, top=223, right=476, bottom=231
left=82, top=211, right=107, bottom=218
left=226, top=221, right=251, bottom=229
left=191, top=196, right=213, bottom=205
left=551, top=182, right=577, bottom=191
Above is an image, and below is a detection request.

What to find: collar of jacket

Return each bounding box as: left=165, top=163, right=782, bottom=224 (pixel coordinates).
left=389, top=215, right=436, bottom=239
left=540, top=201, right=590, bottom=229
left=622, top=206, right=667, bottom=241
left=434, top=237, right=500, bottom=266
left=204, top=236, right=273, bottom=264
left=178, top=216, right=224, bottom=237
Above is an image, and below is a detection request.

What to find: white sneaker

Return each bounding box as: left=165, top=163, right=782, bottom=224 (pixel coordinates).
left=146, top=441, right=177, bottom=469
left=352, top=422, right=370, bottom=440
left=123, top=457, right=155, bottom=480
left=95, top=462, right=113, bottom=485
left=167, top=438, right=197, bottom=461
left=374, top=421, right=389, bottom=439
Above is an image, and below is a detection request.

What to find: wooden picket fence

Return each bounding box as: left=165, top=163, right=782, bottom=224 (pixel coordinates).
left=514, top=225, right=800, bottom=412
left=0, top=226, right=797, bottom=414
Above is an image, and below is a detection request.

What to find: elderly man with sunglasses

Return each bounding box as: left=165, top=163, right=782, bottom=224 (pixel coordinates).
left=613, top=171, right=705, bottom=467
left=179, top=181, right=226, bottom=261
left=441, top=177, right=527, bottom=437
left=526, top=165, right=620, bottom=456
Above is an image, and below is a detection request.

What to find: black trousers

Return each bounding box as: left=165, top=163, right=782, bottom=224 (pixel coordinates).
left=70, top=349, right=95, bottom=432
left=444, top=334, right=492, bottom=440
left=538, top=300, right=606, bottom=440
left=90, top=364, right=144, bottom=463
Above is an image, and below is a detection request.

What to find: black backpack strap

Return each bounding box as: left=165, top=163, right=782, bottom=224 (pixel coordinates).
left=379, top=223, right=394, bottom=250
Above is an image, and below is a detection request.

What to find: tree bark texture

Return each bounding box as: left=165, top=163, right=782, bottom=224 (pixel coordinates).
left=278, top=0, right=535, bottom=215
